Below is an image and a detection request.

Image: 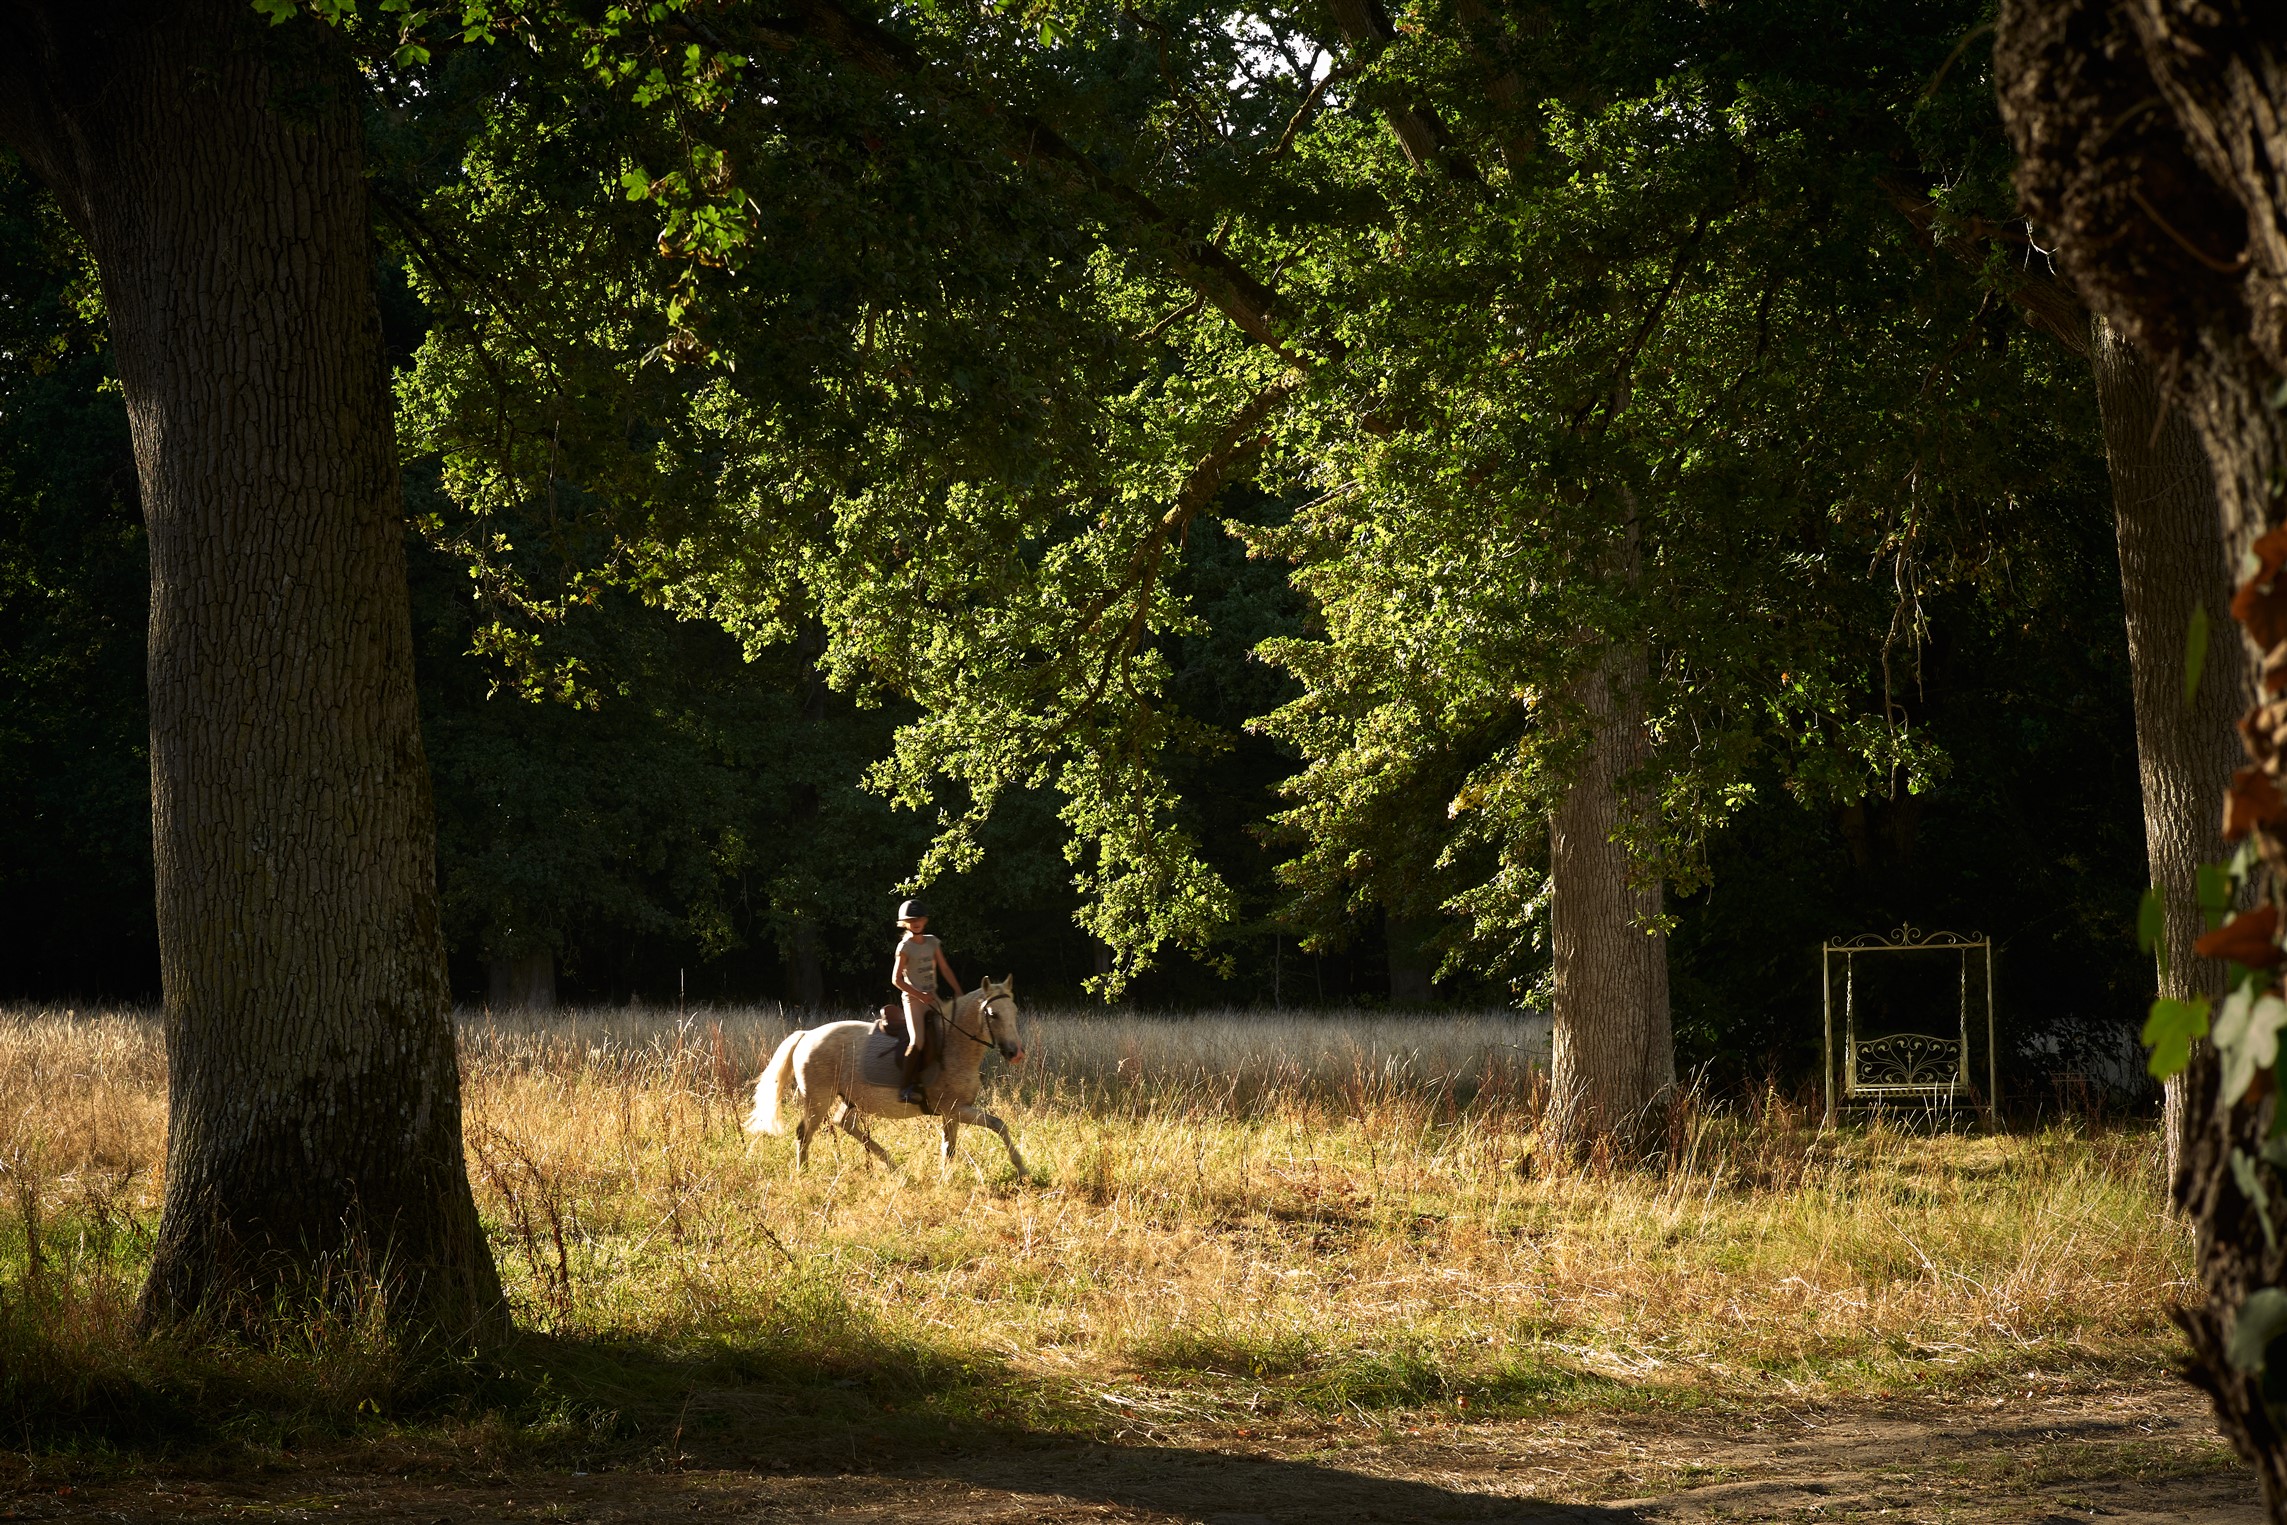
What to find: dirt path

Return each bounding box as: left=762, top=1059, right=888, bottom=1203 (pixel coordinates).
left=0, top=1379, right=2258, bottom=1523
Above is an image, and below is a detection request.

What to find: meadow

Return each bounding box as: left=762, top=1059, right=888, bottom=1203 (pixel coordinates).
left=0, top=1002, right=2191, bottom=1462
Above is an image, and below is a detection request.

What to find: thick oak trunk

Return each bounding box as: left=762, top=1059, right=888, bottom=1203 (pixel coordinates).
left=2089, top=315, right=2246, bottom=1190
left=0, top=2, right=502, bottom=1340
left=1998, top=1, right=2287, bottom=1507
left=1547, top=646, right=1674, bottom=1143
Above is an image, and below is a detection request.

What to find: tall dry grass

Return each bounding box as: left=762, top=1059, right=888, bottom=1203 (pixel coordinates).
left=0, top=1002, right=2192, bottom=1444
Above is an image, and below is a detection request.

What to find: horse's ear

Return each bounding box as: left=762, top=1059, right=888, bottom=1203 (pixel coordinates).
left=1002, top=974, right=1015, bottom=992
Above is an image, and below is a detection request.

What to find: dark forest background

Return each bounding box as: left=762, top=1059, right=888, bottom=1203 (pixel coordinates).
left=0, top=160, right=2147, bottom=1097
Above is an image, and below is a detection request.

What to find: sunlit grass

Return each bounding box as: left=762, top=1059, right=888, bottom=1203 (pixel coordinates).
left=0, top=1002, right=2192, bottom=1451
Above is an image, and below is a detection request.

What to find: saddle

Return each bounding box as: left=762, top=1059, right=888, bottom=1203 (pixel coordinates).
left=866, top=1002, right=944, bottom=1099
left=872, top=1001, right=943, bottom=1040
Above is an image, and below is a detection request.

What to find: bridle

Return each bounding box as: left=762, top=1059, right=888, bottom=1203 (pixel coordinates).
left=944, top=991, right=1017, bottom=1056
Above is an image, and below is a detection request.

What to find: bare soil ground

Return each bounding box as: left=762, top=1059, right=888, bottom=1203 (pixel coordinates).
left=0, top=1378, right=2255, bottom=1525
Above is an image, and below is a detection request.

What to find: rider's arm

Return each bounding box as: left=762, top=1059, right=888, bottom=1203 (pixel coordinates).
left=935, top=944, right=962, bottom=997
left=891, top=950, right=921, bottom=999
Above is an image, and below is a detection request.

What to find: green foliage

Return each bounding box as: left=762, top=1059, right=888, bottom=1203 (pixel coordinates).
left=2199, top=862, right=2236, bottom=932
left=2138, top=886, right=2168, bottom=978
left=375, top=0, right=2104, bottom=996
left=363, top=0, right=1297, bottom=989
left=2143, top=996, right=2209, bottom=1083
left=410, top=534, right=917, bottom=982
left=272, top=0, right=2159, bottom=1008
left=2230, top=1288, right=2287, bottom=1374
left=0, top=4, right=2167, bottom=1037
left=2212, top=985, right=2287, bottom=1106
left=1082, top=0, right=2109, bottom=992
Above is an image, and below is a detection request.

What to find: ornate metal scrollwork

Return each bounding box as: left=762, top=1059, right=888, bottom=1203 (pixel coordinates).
left=1850, top=1032, right=1964, bottom=1089
left=1827, top=924, right=1986, bottom=950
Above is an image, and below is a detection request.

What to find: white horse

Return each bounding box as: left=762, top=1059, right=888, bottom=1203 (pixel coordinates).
left=743, top=976, right=1029, bottom=1175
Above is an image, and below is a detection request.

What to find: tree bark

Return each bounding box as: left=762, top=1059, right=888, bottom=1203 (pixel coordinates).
left=2089, top=315, right=2246, bottom=1191
left=1547, top=645, right=1675, bottom=1143
left=0, top=1, right=503, bottom=1341
left=1319, top=0, right=1466, bottom=174
left=1997, top=1, right=2287, bottom=1507
left=1324, top=22, right=1676, bottom=1136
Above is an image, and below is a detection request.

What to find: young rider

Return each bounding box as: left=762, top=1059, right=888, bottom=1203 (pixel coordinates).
left=890, top=898, right=962, bottom=1107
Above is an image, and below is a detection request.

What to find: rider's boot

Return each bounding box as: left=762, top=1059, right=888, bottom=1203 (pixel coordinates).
left=898, top=1043, right=932, bottom=1113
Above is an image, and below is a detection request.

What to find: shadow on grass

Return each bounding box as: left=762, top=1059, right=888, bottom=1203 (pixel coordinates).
left=5, top=1271, right=1638, bottom=1520
left=1124, top=1323, right=1622, bottom=1417
left=501, top=1326, right=1639, bottom=1523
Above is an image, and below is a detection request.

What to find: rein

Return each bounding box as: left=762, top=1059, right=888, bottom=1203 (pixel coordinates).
left=942, top=995, right=1003, bottom=1049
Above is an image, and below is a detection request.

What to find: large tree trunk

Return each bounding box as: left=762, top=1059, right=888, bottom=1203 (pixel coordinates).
left=2089, top=315, right=2247, bottom=1191
left=1547, top=646, right=1674, bottom=1144
left=1998, top=1, right=2287, bottom=1507
left=0, top=3, right=503, bottom=1341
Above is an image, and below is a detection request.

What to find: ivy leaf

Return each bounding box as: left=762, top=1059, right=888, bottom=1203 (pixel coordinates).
left=2198, top=863, right=2237, bottom=931
left=2138, top=885, right=2167, bottom=978
left=2236, top=1149, right=2281, bottom=1252
left=2185, top=603, right=2210, bottom=709
left=2145, top=994, right=2212, bottom=1081
left=2231, top=1287, right=2287, bottom=1373
left=2215, top=985, right=2287, bottom=1104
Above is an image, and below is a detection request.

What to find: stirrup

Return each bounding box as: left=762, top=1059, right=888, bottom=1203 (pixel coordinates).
left=900, top=1083, right=931, bottom=1113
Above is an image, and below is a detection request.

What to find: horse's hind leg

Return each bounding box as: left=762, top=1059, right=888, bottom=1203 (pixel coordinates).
left=838, top=1106, right=902, bottom=1173
left=793, top=1088, right=830, bottom=1171
left=950, top=1103, right=1026, bottom=1179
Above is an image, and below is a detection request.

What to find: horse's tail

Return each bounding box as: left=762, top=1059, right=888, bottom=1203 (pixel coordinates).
left=744, top=1031, right=803, bottom=1136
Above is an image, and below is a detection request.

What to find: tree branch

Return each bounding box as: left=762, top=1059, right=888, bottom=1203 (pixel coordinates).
left=770, top=0, right=1330, bottom=367
left=1877, top=176, right=2090, bottom=356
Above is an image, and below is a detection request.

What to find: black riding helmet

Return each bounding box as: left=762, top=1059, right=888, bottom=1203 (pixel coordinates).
left=896, top=897, right=929, bottom=923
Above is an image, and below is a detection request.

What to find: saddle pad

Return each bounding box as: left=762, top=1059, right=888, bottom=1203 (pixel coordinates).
left=858, top=1027, right=913, bottom=1090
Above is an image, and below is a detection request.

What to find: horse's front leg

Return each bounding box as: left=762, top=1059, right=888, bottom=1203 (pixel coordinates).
left=838, top=1103, right=902, bottom=1173
left=949, top=1103, right=1026, bottom=1180
left=939, top=1116, right=961, bottom=1172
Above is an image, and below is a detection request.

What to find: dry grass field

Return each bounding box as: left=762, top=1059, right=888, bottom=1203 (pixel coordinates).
left=0, top=1002, right=2241, bottom=1523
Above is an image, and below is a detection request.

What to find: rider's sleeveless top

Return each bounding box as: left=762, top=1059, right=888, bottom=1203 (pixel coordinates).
left=896, top=933, right=940, bottom=995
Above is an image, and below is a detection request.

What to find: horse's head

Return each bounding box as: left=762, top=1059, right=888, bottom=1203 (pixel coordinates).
left=975, top=976, right=1025, bottom=1064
